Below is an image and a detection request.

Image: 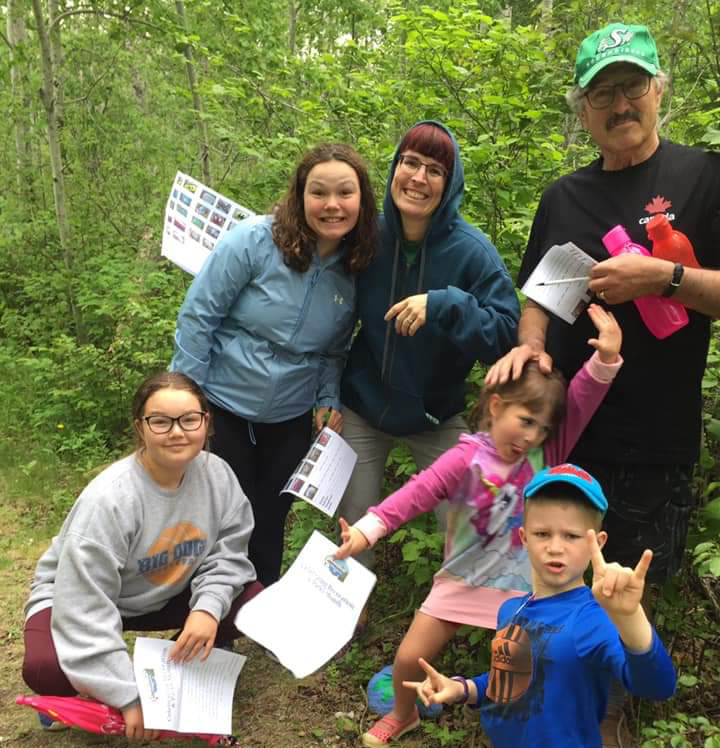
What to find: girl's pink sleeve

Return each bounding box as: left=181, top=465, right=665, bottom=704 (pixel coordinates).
left=366, top=440, right=476, bottom=535
left=543, top=351, right=623, bottom=465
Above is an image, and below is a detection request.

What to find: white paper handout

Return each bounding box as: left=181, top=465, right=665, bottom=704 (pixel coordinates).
left=133, top=637, right=246, bottom=734
left=282, top=427, right=358, bottom=517
left=235, top=531, right=376, bottom=678
left=521, top=242, right=598, bottom=324
left=162, top=171, right=256, bottom=275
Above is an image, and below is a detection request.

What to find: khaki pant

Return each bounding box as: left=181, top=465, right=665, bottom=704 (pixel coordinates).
left=338, top=405, right=468, bottom=567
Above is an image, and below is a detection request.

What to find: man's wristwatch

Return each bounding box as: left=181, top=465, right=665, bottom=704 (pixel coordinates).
left=662, top=262, right=684, bottom=298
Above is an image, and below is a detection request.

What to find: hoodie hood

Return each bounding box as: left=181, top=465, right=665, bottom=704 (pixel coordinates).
left=383, top=120, right=465, bottom=244
left=339, top=121, right=519, bottom=436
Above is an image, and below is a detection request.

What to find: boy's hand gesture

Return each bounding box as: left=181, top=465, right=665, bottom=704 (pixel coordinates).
left=402, top=657, right=467, bottom=707
left=334, top=518, right=369, bottom=560
left=586, top=303, right=622, bottom=364
left=588, top=529, right=652, bottom=615
left=588, top=529, right=654, bottom=652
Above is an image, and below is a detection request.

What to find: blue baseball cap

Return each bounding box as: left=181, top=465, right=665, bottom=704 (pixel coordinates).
left=524, top=464, right=608, bottom=513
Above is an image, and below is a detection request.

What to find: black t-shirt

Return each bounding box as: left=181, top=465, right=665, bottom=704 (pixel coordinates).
left=518, top=140, right=720, bottom=465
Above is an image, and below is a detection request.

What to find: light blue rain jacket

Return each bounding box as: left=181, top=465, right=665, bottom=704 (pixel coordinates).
left=171, top=214, right=355, bottom=422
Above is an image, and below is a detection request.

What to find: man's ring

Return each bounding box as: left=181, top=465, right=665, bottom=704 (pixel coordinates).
left=599, top=289, right=606, bottom=301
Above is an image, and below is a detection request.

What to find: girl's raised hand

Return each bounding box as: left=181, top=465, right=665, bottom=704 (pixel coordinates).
left=169, top=610, right=219, bottom=663
left=402, top=657, right=465, bottom=707
left=586, top=303, right=622, bottom=364
left=334, top=518, right=369, bottom=559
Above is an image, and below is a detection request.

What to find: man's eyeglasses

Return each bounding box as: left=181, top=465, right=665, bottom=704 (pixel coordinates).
left=142, top=411, right=207, bottom=434
left=585, top=74, right=651, bottom=110
left=397, top=154, right=447, bottom=181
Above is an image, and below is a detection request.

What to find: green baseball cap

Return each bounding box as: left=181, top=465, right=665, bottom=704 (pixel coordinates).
left=575, top=23, right=660, bottom=88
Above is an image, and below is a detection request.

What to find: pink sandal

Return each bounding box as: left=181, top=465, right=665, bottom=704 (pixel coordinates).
left=362, top=708, right=420, bottom=747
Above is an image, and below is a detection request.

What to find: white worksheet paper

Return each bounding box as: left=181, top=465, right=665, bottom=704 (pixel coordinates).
left=161, top=171, right=256, bottom=276
left=235, top=532, right=376, bottom=678
left=133, top=637, right=246, bottom=734
left=282, top=427, right=358, bottom=517
left=521, top=242, right=597, bottom=324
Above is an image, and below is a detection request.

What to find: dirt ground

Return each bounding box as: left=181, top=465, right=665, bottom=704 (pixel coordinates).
left=0, top=497, right=486, bottom=748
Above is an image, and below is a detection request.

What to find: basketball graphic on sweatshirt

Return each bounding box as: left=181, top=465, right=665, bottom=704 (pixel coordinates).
left=137, top=522, right=208, bottom=586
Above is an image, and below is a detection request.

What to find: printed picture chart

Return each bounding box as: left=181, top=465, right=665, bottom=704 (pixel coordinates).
left=133, top=637, right=246, bottom=734
left=161, top=171, right=255, bottom=275
left=521, top=242, right=597, bottom=324
left=282, top=427, right=358, bottom=517
left=235, top=532, right=376, bottom=678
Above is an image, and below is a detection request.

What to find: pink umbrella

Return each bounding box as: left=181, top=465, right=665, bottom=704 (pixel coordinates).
left=17, top=694, right=239, bottom=745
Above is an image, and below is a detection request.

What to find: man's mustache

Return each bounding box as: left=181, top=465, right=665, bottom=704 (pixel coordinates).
left=606, top=112, right=641, bottom=131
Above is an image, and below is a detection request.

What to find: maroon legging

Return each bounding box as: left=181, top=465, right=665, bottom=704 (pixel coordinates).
left=22, top=580, right=263, bottom=696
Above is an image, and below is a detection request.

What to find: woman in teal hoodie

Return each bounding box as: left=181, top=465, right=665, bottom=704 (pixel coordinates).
left=339, top=122, right=519, bottom=568
left=171, top=144, right=378, bottom=585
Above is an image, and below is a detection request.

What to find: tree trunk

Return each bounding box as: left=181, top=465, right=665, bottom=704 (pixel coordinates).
left=538, top=0, right=553, bottom=33
left=47, top=0, right=64, bottom=127
left=175, top=0, right=211, bottom=185
left=31, top=0, right=86, bottom=343
left=288, top=0, right=298, bottom=55
left=7, top=0, right=32, bottom=198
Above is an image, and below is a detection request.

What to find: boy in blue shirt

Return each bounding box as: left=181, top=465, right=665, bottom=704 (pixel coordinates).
left=403, top=463, right=676, bottom=748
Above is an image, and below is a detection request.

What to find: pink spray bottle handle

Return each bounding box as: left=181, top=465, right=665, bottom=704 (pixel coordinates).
left=600, top=225, right=688, bottom=339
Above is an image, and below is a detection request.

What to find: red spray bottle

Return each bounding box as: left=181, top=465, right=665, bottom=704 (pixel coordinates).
left=646, top=214, right=700, bottom=268
left=601, top=225, right=688, bottom=339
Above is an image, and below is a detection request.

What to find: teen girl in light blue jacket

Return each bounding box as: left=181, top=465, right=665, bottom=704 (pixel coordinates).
left=171, top=144, right=378, bottom=585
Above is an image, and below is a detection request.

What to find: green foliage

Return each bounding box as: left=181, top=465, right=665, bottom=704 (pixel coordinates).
left=693, top=523, right=720, bottom=578
left=283, top=498, right=336, bottom=571
left=1, top=4, right=720, bottom=742
left=388, top=515, right=445, bottom=587
left=641, top=714, right=720, bottom=748
left=421, top=721, right=469, bottom=746
left=447, top=625, right=492, bottom=674
left=337, top=640, right=381, bottom=684
left=0, top=258, right=181, bottom=467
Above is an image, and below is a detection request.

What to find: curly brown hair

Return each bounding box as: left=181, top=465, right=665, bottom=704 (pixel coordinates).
left=272, top=144, right=378, bottom=274
left=469, top=362, right=567, bottom=438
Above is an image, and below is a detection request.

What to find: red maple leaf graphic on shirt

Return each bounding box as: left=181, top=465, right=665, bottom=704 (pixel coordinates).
left=645, top=195, right=672, bottom=214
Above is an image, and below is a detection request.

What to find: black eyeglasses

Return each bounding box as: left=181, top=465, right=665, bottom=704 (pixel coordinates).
left=585, top=74, right=651, bottom=109
left=142, top=411, right=207, bottom=434
left=397, top=154, right=447, bottom=180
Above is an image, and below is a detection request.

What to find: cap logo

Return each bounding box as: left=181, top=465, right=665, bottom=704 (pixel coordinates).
left=597, top=28, right=634, bottom=53
left=548, top=464, right=592, bottom=482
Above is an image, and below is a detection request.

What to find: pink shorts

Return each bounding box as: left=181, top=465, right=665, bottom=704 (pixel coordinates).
left=420, top=576, right=525, bottom=629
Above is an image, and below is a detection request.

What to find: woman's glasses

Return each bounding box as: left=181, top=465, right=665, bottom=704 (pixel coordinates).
left=397, top=154, right=447, bottom=180
left=142, top=411, right=207, bottom=434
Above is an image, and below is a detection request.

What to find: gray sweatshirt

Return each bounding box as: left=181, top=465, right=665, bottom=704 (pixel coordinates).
left=25, top=452, right=256, bottom=710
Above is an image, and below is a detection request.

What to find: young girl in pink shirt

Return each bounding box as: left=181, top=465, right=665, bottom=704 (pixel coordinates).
left=335, top=304, right=622, bottom=747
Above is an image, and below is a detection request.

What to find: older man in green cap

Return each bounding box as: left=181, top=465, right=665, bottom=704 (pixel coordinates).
left=487, top=22, right=720, bottom=746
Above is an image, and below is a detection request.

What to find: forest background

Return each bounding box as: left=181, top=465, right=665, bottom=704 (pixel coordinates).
left=1, top=0, right=720, bottom=745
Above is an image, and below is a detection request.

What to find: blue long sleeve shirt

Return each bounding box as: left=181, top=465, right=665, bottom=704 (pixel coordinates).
left=471, top=587, right=676, bottom=747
